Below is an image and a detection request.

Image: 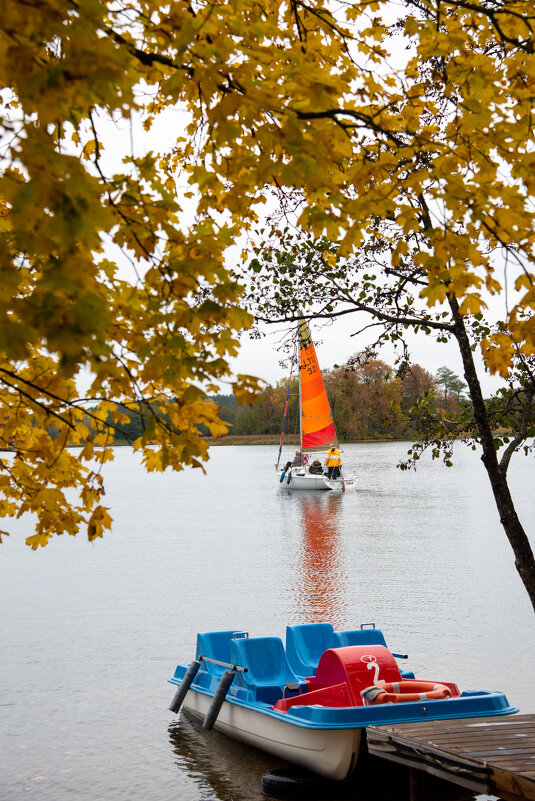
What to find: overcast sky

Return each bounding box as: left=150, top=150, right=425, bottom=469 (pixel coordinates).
left=228, top=314, right=506, bottom=398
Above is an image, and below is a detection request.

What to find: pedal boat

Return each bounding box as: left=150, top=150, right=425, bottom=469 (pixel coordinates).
left=168, top=623, right=517, bottom=781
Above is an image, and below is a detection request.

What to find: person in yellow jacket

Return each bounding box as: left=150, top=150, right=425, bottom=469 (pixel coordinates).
left=325, top=445, right=342, bottom=479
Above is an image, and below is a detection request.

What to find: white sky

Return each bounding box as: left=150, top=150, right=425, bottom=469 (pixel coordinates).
left=228, top=314, right=506, bottom=397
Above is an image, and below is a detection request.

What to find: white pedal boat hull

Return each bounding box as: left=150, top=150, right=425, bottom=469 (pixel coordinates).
left=182, top=687, right=362, bottom=780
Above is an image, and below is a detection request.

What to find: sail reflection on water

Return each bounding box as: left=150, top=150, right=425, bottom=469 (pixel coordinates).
left=291, top=493, right=349, bottom=628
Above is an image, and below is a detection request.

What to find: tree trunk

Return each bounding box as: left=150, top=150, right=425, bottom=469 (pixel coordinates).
left=449, top=295, right=535, bottom=612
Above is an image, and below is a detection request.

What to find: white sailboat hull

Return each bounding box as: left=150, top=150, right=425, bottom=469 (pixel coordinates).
left=279, top=468, right=344, bottom=491
left=182, top=688, right=362, bottom=780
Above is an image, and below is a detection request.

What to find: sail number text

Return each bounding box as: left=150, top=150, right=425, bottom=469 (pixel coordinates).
left=302, top=356, right=317, bottom=375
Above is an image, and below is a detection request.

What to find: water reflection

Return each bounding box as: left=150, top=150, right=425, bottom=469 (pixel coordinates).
left=168, top=712, right=287, bottom=801
left=169, top=714, right=476, bottom=801
left=289, top=492, right=349, bottom=627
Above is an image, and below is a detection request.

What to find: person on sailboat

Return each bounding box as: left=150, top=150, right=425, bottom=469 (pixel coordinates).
left=325, top=446, right=342, bottom=479
left=291, top=450, right=302, bottom=467
left=309, top=458, right=323, bottom=475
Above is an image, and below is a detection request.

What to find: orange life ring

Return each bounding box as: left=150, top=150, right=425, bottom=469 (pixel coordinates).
left=361, top=681, right=452, bottom=705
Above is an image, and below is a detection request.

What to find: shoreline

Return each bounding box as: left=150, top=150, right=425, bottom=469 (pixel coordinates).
left=202, top=434, right=406, bottom=446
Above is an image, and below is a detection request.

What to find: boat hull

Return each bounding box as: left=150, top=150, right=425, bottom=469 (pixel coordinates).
left=182, top=687, right=362, bottom=780
left=279, top=468, right=344, bottom=491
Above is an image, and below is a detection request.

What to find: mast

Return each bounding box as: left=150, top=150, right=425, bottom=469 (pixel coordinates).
left=298, top=325, right=303, bottom=458
left=276, top=336, right=298, bottom=470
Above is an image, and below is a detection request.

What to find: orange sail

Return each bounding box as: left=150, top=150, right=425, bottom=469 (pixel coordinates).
left=299, top=320, right=338, bottom=451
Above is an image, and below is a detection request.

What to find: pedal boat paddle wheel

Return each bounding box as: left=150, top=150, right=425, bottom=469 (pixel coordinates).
left=169, top=623, right=517, bottom=780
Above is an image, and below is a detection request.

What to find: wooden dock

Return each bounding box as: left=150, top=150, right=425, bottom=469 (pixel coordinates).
left=366, top=714, right=535, bottom=801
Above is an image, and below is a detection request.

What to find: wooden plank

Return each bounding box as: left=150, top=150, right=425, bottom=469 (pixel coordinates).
left=367, top=715, right=535, bottom=801
left=485, top=759, right=535, bottom=771
left=409, top=768, right=425, bottom=801
left=368, top=745, right=488, bottom=778
left=414, top=732, right=535, bottom=747
left=366, top=731, right=490, bottom=793
left=433, top=727, right=535, bottom=740
left=368, top=717, right=535, bottom=745
left=432, top=737, right=535, bottom=750
left=489, top=764, right=535, bottom=801
left=463, top=744, right=535, bottom=753
left=376, top=717, right=535, bottom=738
left=367, top=745, right=488, bottom=792
left=367, top=730, right=481, bottom=761
left=383, top=714, right=535, bottom=729
left=391, top=727, right=521, bottom=737
left=465, top=748, right=535, bottom=758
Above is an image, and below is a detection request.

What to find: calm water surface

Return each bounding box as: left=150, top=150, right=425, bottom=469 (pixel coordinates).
left=2, top=443, right=535, bottom=801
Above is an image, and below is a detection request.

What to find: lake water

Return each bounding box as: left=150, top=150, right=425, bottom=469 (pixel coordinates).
left=2, top=442, right=535, bottom=801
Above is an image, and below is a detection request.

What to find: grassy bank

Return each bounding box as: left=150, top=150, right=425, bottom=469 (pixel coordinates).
left=206, top=434, right=299, bottom=446
left=204, top=434, right=405, bottom=446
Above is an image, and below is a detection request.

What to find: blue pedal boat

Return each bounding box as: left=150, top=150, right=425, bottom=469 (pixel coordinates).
left=168, top=623, right=517, bottom=780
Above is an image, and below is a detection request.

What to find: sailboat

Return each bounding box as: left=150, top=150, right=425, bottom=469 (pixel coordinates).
left=277, top=320, right=353, bottom=491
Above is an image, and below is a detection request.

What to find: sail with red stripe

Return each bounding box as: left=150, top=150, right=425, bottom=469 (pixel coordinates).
left=299, top=320, right=339, bottom=452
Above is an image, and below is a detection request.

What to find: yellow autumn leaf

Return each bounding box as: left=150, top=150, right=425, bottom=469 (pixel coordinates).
left=26, top=533, right=53, bottom=550
left=458, top=294, right=486, bottom=316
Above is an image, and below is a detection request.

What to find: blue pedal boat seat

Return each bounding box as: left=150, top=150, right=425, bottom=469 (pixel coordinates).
left=333, top=628, right=388, bottom=648
left=285, top=623, right=338, bottom=678
left=333, top=628, right=415, bottom=679
left=231, top=636, right=302, bottom=704
left=286, top=623, right=412, bottom=681
left=196, top=630, right=246, bottom=675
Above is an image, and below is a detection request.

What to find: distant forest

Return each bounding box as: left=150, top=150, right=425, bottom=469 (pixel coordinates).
left=92, top=359, right=468, bottom=444
left=212, top=360, right=467, bottom=442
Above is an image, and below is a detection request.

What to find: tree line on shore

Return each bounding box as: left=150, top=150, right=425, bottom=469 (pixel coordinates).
left=95, top=358, right=466, bottom=444
left=212, top=360, right=467, bottom=442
